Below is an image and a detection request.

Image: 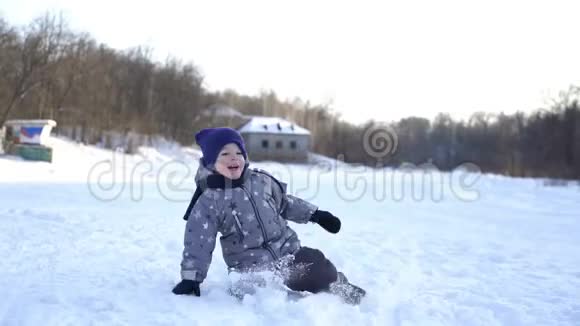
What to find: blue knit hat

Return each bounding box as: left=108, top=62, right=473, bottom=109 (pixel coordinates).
left=195, top=127, right=248, bottom=166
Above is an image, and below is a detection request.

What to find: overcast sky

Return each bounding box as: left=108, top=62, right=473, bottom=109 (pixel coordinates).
left=2, top=0, right=579, bottom=124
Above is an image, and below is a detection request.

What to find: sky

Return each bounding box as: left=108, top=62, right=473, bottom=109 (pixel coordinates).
left=1, top=0, right=580, bottom=124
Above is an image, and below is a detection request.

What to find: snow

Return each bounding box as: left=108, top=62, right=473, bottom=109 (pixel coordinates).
left=1, top=137, right=580, bottom=325
left=238, top=117, right=310, bottom=135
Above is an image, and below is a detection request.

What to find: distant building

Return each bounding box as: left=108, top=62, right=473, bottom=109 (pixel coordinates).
left=197, top=104, right=247, bottom=128
left=1, top=119, right=57, bottom=162
left=237, top=116, right=311, bottom=162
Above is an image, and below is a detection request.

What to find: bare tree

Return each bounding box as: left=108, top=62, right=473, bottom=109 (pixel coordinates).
left=0, top=13, right=68, bottom=125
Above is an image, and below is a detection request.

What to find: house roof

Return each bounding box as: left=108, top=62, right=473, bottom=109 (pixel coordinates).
left=238, top=116, right=310, bottom=135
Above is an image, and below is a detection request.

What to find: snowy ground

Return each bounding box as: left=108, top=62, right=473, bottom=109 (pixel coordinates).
left=1, top=137, right=579, bottom=325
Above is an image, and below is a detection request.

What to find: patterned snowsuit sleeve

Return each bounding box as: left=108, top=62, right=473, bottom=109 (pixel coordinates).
left=281, top=193, right=318, bottom=224
left=180, top=191, right=221, bottom=282
left=266, top=174, right=318, bottom=224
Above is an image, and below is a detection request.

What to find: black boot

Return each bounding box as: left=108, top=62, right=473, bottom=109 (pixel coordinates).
left=329, top=272, right=367, bottom=305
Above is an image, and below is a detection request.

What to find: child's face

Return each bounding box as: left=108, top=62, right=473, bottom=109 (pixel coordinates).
left=214, top=143, right=246, bottom=179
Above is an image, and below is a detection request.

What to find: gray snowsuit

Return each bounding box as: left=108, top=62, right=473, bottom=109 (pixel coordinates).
left=180, top=161, right=318, bottom=283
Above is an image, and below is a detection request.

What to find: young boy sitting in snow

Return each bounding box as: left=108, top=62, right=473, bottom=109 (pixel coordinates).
left=172, top=127, right=365, bottom=304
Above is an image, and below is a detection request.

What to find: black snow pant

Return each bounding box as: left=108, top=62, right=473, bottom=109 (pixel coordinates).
left=284, top=246, right=338, bottom=293
left=229, top=246, right=366, bottom=304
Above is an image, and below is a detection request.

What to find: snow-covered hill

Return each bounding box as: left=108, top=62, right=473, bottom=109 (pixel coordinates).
left=0, top=137, right=579, bottom=325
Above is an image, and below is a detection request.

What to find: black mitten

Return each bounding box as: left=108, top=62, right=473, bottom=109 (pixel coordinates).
left=310, top=210, right=341, bottom=234
left=172, top=280, right=201, bottom=296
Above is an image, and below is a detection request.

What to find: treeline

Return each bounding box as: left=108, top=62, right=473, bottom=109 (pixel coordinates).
left=1, top=14, right=579, bottom=180
left=213, top=82, right=580, bottom=180
left=352, top=95, right=580, bottom=180
left=0, top=14, right=204, bottom=145
left=0, top=14, right=334, bottom=148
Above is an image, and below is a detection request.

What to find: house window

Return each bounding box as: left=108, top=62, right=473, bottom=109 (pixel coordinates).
left=290, top=140, right=297, bottom=150
left=276, top=140, right=283, bottom=149
left=262, top=140, right=269, bottom=148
